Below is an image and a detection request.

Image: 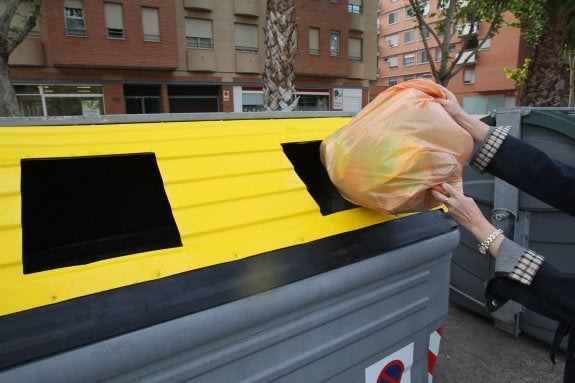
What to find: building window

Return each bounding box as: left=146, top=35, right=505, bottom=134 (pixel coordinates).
left=142, top=7, right=160, bottom=42
left=405, top=2, right=429, bottom=19
left=186, top=18, right=214, bottom=49
left=384, top=34, right=398, bottom=47
left=403, top=53, right=415, bottom=66
left=464, top=36, right=479, bottom=50
left=388, top=10, right=399, bottom=24
left=348, top=0, right=363, bottom=14
left=435, top=47, right=442, bottom=61
left=124, top=85, right=162, bottom=114
left=242, top=92, right=264, bottom=112
left=422, top=2, right=430, bottom=15
left=242, top=92, right=263, bottom=112
left=168, top=85, right=220, bottom=113
left=64, top=0, right=85, bottom=36
left=417, top=50, right=428, bottom=64
left=389, top=77, right=398, bottom=86
left=462, top=95, right=505, bottom=115
left=15, top=85, right=104, bottom=117
left=330, top=0, right=341, bottom=3
left=14, top=85, right=43, bottom=116
left=348, top=38, right=362, bottom=61
left=404, top=29, right=416, bottom=44
left=463, top=68, right=475, bottom=84
left=417, top=25, right=430, bottom=40
left=309, top=27, right=320, bottom=55
left=404, top=75, right=414, bottom=81
left=479, top=38, right=491, bottom=50
left=105, top=3, right=124, bottom=39
left=235, top=23, right=258, bottom=52
left=386, top=56, right=398, bottom=68
left=330, top=31, right=340, bottom=57
left=295, top=94, right=329, bottom=111
left=435, top=44, right=455, bottom=61
left=404, top=6, right=414, bottom=20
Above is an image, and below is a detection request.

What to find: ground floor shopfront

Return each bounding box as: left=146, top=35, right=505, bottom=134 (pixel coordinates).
left=14, top=81, right=366, bottom=117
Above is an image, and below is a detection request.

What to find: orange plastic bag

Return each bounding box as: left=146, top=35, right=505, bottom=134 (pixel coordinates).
left=320, top=79, right=473, bottom=214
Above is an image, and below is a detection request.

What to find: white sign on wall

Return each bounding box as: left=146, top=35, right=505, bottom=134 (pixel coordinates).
left=333, top=88, right=343, bottom=110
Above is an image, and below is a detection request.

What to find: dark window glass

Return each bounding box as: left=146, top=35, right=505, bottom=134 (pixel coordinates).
left=464, top=36, right=478, bottom=50
left=168, top=97, right=218, bottom=113
left=167, top=86, right=220, bottom=113
left=124, top=85, right=162, bottom=114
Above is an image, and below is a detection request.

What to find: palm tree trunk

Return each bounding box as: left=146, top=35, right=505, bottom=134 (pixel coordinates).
left=521, top=10, right=567, bottom=106
left=262, top=0, right=297, bottom=111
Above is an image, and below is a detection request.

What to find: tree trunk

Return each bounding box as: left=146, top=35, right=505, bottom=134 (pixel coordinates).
left=0, top=0, right=41, bottom=117
left=521, top=10, right=567, bottom=106
left=262, top=0, right=297, bottom=112
left=0, top=56, right=20, bottom=117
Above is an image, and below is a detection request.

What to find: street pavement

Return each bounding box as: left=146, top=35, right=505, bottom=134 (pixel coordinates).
left=433, top=301, right=565, bottom=382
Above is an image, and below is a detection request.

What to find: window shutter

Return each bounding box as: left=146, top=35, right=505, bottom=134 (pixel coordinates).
left=309, top=28, right=319, bottom=51
left=64, top=0, right=83, bottom=8
left=235, top=23, right=258, bottom=49
left=186, top=18, right=212, bottom=38
left=142, top=7, right=160, bottom=39
left=348, top=38, right=361, bottom=59
left=105, top=3, right=123, bottom=30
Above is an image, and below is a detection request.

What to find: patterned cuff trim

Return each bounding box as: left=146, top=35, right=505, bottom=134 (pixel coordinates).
left=471, top=126, right=511, bottom=173
left=508, top=249, right=544, bottom=286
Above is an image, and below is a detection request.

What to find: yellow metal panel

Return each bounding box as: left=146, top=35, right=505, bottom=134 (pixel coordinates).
left=0, top=117, right=407, bottom=316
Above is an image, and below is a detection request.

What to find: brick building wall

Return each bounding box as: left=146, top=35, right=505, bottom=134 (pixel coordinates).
left=294, top=1, right=349, bottom=78
left=44, top=1, right=179, bottom=69
left=376, top=0, right=531, bottom=109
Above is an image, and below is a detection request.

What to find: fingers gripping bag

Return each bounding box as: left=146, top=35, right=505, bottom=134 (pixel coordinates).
left=320, top=79, right=473, bottom=214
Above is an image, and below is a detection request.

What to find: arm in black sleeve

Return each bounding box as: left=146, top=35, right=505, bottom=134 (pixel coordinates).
left=485, top=134, right=575, bottom=217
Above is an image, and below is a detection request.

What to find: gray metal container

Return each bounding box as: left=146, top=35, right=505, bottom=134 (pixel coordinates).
left=450, top=107, right=575, bottom=344
left=0, top=213, right=457, bottom=383
left=0, top=112, right=458, bottom=383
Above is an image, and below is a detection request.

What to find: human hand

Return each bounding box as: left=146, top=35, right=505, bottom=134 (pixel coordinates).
left=431, top=183, right=501, bottom=254
left=435, top=87, right=466, bottom=122
left=434, top=87, right=490, bottom=143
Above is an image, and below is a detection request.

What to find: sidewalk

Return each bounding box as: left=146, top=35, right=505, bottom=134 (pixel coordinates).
left=433, top=301, right=565, bottom=382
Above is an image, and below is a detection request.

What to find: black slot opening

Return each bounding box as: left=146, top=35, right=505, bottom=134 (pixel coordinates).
left=21, top=153, right=182, bottom=274
left=281, top=140, right=357, bottom=216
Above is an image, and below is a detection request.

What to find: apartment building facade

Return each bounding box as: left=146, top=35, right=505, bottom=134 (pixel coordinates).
left=376, top=0, right=533, bottom=114
left=8, top=0, right=378, bottom=117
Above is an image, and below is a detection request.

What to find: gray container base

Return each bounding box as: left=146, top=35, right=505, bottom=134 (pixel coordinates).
left=2, top=230, right=457, bottom=383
